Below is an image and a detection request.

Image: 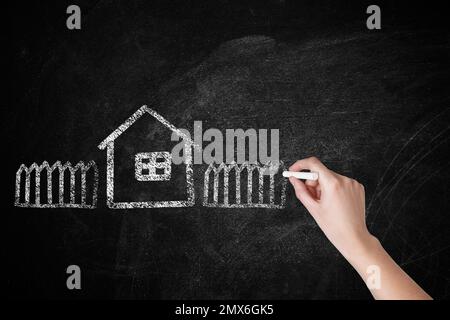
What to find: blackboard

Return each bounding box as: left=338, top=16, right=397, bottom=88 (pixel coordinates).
left=6, top=0, right=449, bottom=299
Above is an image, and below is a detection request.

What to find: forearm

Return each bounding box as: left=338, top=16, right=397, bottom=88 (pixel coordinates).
left=343, top=235, right=432, bottom=300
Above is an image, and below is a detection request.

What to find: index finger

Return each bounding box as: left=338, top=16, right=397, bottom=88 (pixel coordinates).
left=289, top=157, right=333, bottom=182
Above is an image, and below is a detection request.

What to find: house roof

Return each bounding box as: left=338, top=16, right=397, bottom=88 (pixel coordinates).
left=98, top=105, right=194, bottom=150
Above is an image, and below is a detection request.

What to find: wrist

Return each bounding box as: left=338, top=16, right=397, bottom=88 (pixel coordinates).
left=341, top=233, right=382, bottom=264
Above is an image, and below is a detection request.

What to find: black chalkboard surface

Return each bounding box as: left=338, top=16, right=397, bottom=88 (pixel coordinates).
left=6, top=0, right=449, bottom=299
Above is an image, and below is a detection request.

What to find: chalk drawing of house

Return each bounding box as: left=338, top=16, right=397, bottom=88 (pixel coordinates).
left=98, top=105, right=194, bottom=209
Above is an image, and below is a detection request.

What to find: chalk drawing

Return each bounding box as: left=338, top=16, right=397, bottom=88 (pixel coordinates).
left=98, top=105, right=195, bottom=209
left=15, top=161, right=98, bottom=208
left=135, top=152, right=172, bottom=181
left=203, top=161, right=286, bottom=209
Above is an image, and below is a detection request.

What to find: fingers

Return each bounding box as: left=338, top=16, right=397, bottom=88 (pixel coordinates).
left=289, top=177, right=318, bottom=213
left=305, top=179, right=319, bottom=188
left=289, top=157, right=333, bottom=183
left=305, top=179, right=321, bottom=199
left=306, top=184, right=321, bottom=199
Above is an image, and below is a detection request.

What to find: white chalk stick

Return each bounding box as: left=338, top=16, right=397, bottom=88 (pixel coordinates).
left=282, top=171, right=319, bottom=181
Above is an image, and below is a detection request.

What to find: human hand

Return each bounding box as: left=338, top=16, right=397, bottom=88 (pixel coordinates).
left=289, top=157, right=432, bottom=299
left=289, top=157, right=376, bottom=259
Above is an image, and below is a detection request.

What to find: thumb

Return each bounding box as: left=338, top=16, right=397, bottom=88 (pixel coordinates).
left=289, top=177, right=318, bottom=213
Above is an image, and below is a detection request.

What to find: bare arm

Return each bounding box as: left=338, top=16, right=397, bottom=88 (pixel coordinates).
left=289, top=157, right=432, bottom=300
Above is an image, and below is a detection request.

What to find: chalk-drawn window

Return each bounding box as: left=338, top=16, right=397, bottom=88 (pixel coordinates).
left=135, top=152, right=171, bottom=181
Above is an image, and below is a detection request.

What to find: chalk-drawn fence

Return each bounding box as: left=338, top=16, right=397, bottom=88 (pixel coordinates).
left=15, top=161, right=98, bottom=208
left=203, top=161, right=287, bottom=209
